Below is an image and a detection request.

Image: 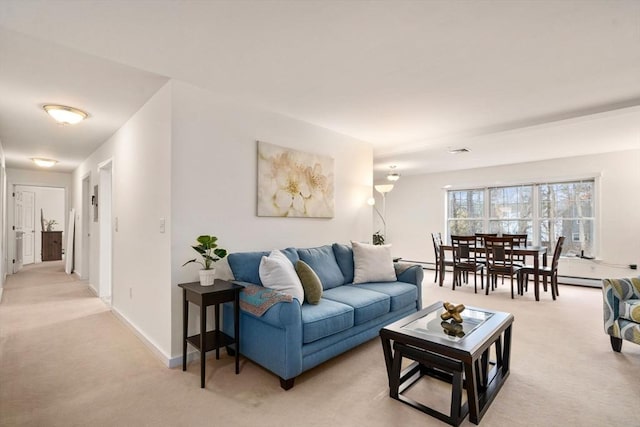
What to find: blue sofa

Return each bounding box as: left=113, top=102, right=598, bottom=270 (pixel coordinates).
left=222, top=243, right=423, bottom=389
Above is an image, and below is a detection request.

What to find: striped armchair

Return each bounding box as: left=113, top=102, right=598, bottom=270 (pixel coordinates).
left=602, top=276, right=640, bottom=352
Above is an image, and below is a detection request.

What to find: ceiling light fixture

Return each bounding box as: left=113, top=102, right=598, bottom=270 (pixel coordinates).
left=43, top=104, right=88, bottom=125
left=31, top=158, right=58, bottom=168
left=386, top=165, right=400, bottom=182
left=448, top=148, right=470, bottom=154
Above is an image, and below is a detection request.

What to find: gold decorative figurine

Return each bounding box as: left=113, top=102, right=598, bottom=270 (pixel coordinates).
left=440, top=301, right=465, bottom=323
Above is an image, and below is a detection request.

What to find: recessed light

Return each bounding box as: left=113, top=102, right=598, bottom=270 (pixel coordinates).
left=43, top=104, right=88, bottom=125
left=448, top=148, right=470, bottom=154
left=31, top=158, right=58, bottom=168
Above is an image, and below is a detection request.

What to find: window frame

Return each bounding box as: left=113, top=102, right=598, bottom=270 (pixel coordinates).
left=444, top=177, right=598, bottom=256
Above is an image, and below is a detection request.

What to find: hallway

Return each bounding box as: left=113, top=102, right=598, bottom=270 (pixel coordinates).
left=0, top=261, right=178, bottom=426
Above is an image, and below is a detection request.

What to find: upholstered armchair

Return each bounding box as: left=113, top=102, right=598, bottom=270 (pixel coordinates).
left=602, top=277, right=640, bottom=352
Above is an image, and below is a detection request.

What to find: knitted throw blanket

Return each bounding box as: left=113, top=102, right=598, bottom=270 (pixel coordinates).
left=240, top=284, right=293, bottom=316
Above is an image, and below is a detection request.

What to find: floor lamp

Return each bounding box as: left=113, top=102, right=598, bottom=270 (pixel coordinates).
left=372, top=184, right=394, bottom=241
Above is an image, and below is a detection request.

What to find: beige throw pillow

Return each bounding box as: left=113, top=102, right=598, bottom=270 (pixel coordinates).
left=351, top=241, right=397, bottom=284
left=295, top=260, right=323, bottom=304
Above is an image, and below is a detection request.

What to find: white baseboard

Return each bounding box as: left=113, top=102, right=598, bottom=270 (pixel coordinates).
left=110, top=306, right=173, bottom=367
left=86, top=284, right=98, bottom=297
left=0, top=287, right=3, bottom=303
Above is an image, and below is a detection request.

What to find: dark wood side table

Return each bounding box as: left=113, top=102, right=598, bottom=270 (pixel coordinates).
left=178, top=279, right=243, bottom=388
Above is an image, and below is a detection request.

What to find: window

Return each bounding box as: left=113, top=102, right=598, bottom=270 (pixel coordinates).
left=539, top=180, right=594, bottom=256
left=446, top=179, right=595, bottom=255
left=489, top=185, right=533, bottom=238
left=447, top=189, right=484, bottom=236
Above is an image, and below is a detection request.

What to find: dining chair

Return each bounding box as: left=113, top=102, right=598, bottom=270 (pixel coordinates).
left=450, top=235, right=484, bottom=293
left=431, top=232, right=453, bottom=284
left=475, top=233, right=497, bottom=261
left=519, top=236, right=565, bottom=300
left=503, top=234, right=528, bottom=266
left=484, top=236, right=521, bottom=299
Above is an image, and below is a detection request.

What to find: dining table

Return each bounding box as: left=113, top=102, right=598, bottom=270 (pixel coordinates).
left=439, top=245, right=548, bottom=301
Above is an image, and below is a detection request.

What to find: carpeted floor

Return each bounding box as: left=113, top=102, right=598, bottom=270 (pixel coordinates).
left=1, top=262, right=638, bottom=426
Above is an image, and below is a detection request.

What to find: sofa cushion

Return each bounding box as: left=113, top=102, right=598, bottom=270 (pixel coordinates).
left=322, top=286, right=390, bottom=325
left=228, top=247, right=299, bottom=285
left=259, top=250, right=304, bottom=302
left=355, top=281, right=418, bottom=312
left=301, top=299, right=354, bottom=344
left=295, top=260, right=323, bottom=304
left=297, top=245, right=345, bottom=290
left=332, top=243, right=355, bottom=284
left=351, top=241, right=396, bottom=284
left=620, top=299, right=640, bottom=323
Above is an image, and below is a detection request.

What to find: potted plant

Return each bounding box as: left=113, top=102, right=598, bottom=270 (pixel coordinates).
left=182, top=235, right=228, bottom=286
left=372, top=231, right=385, bottom=245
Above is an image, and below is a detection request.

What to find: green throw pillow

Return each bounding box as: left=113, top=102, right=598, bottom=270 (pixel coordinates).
left=295, top=260, right=323, bottom=304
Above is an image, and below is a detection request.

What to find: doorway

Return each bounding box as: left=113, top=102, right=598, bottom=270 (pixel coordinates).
left=81, top=174, right=91, bottom=281
left=98, top=160, right=113, bottom=303
left=13, top=185, right=65, bottom=272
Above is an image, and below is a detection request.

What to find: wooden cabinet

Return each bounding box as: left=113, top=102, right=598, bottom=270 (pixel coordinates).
left=42, top=231, right=63, bottom=261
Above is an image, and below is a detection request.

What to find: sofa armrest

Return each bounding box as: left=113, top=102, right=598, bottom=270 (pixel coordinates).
left=395, top=263, right=424, bottom=310
left=232, top=281, right=301, bottom=327
left=602, top=277, right=640, bottom=336
left=602, top=278, right=620, bottom=336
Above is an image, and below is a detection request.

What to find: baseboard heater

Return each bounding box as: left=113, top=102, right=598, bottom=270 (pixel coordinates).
left=557, top=276, right=601, bottom=288
left=405, top=260, right=602, bottom=288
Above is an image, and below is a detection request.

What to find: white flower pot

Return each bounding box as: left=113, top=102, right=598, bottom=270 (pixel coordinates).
left=199, top=268, right=216, bottom=286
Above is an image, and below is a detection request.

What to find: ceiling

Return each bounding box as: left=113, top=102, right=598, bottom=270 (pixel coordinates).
left=0, top=0, right=639, bottom=175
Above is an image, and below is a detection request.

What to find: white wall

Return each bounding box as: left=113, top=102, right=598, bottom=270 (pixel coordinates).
left=385, top=149, right=640, bottom=280
left=72, top=82, right=173, bottom=358
left=70, top=79, right=373, bottom=362
left=169, top=80, right=373, bottom=358
left=0, top=144, right=5, bottom=292
left=6, top=168, right=72, bottom=272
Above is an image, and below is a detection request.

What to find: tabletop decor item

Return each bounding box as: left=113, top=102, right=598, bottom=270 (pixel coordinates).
left=441, top=320, right=466, bottom=338
left=182, top=235, right=228, bottom=286
left=440, top=301, right=465, bottom=323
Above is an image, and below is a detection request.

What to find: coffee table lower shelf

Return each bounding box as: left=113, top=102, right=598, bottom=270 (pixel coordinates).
left=380, top=301, right=514, bottom=426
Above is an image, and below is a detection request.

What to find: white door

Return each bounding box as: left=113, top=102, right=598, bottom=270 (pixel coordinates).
left=14, top=191, right=24, bottom=273
left=21, top=191, right=36, bottom=264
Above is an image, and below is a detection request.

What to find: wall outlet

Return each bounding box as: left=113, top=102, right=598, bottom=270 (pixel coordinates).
left=159, top=218, right=165, bottom=233
left=115, top=217, right=119, bottom=232
left=129, top=287, right=132, bottom=299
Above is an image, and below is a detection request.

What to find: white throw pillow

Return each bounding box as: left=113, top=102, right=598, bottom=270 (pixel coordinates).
left=351, top=241, right=397, bottom=284
left=259, top=250, right=304, bottom=302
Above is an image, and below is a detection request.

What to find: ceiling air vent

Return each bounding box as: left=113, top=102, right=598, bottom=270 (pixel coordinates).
left=448, top=148, right=470, bottom=154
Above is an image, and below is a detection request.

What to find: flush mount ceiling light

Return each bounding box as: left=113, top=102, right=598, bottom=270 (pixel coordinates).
left=448, top=148, right=470, bottom=154
left=43, top=104, right=88, bottom=125
left=386, top=165, right=400, bottom=182
left=31, top=158, right=58, bottom=168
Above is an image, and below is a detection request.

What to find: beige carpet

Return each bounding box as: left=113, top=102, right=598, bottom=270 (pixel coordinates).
left=1, top=262, right=638, bottom=427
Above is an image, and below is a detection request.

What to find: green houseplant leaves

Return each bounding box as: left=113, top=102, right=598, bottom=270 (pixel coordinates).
left=182, top=235, right=228, bottom=270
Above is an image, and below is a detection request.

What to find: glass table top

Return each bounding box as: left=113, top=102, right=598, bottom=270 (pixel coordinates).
left=401, top=306, right=494, bottom=342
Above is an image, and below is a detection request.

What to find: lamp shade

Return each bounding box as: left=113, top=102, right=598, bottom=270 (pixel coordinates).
left=374, top=184, right=394, bottom=194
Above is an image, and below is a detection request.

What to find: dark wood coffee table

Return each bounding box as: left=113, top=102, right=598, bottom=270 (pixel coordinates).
left=380, top=301, right=514, bottom=425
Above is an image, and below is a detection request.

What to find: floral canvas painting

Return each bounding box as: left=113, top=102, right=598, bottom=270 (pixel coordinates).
left=257, top=141, right=335, bottom=218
